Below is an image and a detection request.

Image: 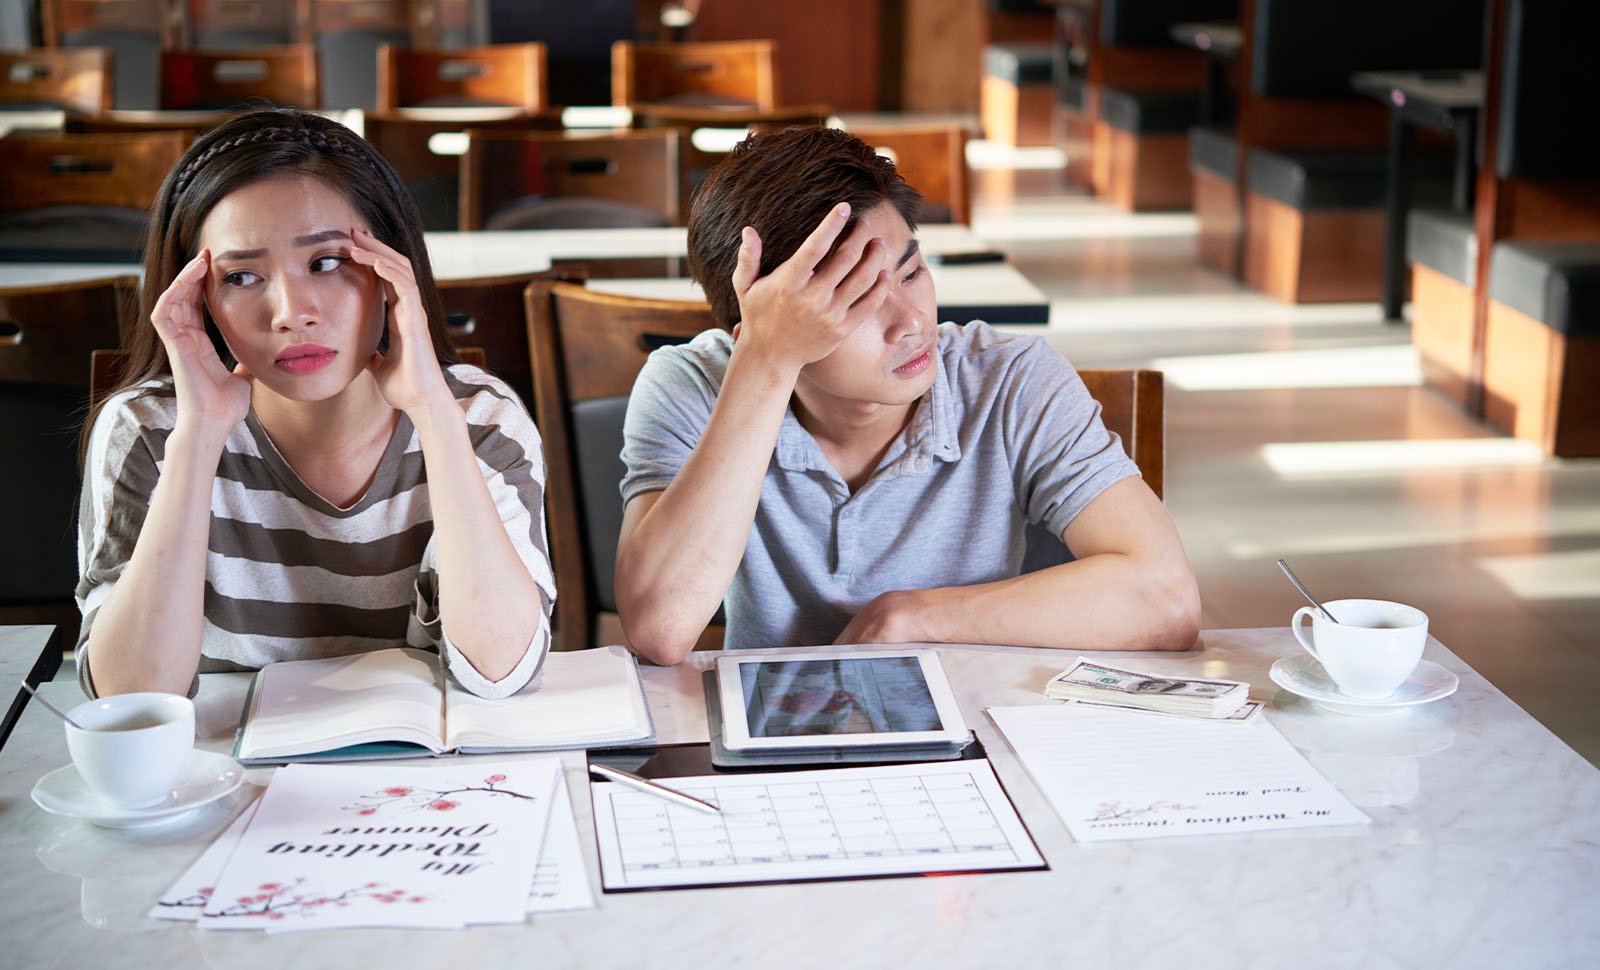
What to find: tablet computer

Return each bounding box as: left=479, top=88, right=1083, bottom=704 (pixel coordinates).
left=714, top=650, right=969, bottom=753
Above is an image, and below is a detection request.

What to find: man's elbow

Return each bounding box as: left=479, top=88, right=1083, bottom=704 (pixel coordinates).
left=614, top=589, right=698, bottom=666
left=623, top=625, right=697, bottom=666
left=1147, top=565, right=1202, bottom=650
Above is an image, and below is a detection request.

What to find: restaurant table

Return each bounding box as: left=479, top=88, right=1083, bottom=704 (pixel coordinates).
left=0, top=225, right=1051, bottom=327
left=2, top=629, right=1595, bottom=969
left=1350, top=70, right=1485, bottom=322
left=0, top=625, right=60, bottom=754
left=1169, top=22, right=1243, bottom=128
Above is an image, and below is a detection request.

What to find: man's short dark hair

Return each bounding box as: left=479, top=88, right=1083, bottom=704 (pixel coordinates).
left=687, top=126, right=922, bottom=330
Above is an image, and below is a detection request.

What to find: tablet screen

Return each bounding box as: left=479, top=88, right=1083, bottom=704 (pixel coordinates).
left=739, top=657, right=943, bottom=738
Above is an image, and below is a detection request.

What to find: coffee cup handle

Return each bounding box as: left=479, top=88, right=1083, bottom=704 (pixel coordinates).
left=1292, top=607, right=1322, bottom=662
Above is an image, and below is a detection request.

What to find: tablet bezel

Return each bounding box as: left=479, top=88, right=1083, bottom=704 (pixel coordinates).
left=714, top=649, right=970, bottom=752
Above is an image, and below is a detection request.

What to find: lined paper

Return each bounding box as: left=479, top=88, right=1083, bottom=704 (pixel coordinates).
left=987, top=704, right=1369, bottom=842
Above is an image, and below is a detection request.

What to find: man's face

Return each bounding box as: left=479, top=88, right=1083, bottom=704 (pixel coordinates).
left=795, top=201, right=938, bottom=411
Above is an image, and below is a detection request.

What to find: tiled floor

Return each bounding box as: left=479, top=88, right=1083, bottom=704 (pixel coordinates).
left=969, top=164, right=1600, bottom=767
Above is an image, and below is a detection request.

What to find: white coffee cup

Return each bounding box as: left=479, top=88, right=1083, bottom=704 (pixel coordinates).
left=64, top=693, right=195, bottom=809
left=1292, top=599, right=1428, bottom=699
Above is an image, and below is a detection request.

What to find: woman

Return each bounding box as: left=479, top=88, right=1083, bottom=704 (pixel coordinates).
left=76, top=109, right=553, bottom=699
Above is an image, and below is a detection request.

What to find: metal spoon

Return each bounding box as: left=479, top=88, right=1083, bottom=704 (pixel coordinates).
left=18, top=681, right=89, bottom=730
left=1275, top=559, right=1343, bottom=624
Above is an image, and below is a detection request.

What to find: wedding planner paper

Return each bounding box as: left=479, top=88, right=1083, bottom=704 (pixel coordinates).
left=196, top=761, right=560, bottom=929
left=590, top=759, right=1044, bottom=891
left=987, top=704, right=1369, bottom=842
left=155, top=767, right=594, bottom=922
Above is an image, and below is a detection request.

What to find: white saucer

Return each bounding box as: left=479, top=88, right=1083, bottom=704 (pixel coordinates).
left=1269, top=654, right=1459, bottom=717
left=31, top=750, right=245, bottom=829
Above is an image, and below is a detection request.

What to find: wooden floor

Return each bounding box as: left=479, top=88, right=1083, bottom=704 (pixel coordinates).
left=971, top=162, right=1600, bottom=768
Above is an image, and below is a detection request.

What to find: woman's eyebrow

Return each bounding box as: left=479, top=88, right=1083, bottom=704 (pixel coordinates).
left=294, top=229, right=352, bottom=247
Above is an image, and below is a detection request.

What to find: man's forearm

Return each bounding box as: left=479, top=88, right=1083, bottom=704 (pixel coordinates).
left=892, top=552, right=1201, bottom=651
left=615, top=345, right=799, bottom=663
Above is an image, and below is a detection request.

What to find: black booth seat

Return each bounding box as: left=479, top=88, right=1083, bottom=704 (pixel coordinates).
left=1246, top=148, right=1454, bottom=211
left=1489, top=241, right=1600, bottom=337
left=1187, top=124, right=1237, bottom=176
left=1406, top=209, right=1477, bottom=287
left=1099, top=89, right=1202, bottom=135
left=984, top=43, right=1056, bottom=86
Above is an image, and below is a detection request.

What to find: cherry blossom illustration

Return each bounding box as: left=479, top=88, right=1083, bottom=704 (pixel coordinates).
left=155, top=886, right=214, bottom=911
left=203, top=878, right=427, bottom=920
left=343, top=773, right=537, bottom=815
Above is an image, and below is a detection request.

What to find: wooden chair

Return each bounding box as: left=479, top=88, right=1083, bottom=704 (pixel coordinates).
left=1, top=277, right=139, bottom=648
left=300, top=0, right=410, bottom=108
left=185, top=0, right=296, bottom=48
left=629, top=104, right=829, bottom=220
left=159, top=45, right=320, bottom=110
left=612, top=40, right=778, bottom=110
left=363, top=110, right=564, bottom=231
left=848, top=124, right=973, bottom=225
left=524, top=280, right=717, bottom=653
left=40, top=0, right=170, bottom=109
left=0, top=48, right=111, bottom=115
left=459, top=128, right=682, bottom=231
left=376, top=43, right=547, bottom=113
left=0, top=132, right=191, bottom=261
left=435, top=272, right=561, bottom=407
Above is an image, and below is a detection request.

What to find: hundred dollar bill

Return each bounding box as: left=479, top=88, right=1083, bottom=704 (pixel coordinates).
left=1063, top=697, right=1263, bottom=723
left=1045, top=658, right=1247, bottom=699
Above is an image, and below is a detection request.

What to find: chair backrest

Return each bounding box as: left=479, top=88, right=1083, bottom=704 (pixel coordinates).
left=0, top=132, right=190, bottom=260
left=186, top=0, right=297, bottom=48
left=848, top=124, right=972, bottom=225
left=304, top=0, right=410, bottom=108
left=0, top=48, right=111, bottom=115
left=159, top=45, right=320, bottom=110
left=376, top=43, right=548, bottom=113
left=363, top=110, right=564, bottom=231
left=435, top=272, right=553, bottom=406
left=41, top=0, right=169, bottom=109
left=459, top=128, right=681, bottom=231
left=2, top=278, right=138, bottom=608
left=612, top=40, right=778, bottom=110
left=630, top=104, right=830, bottom=220
left=1077, top=368, right=1165, bottom=499
left=524, top=279, right=716, bottom=652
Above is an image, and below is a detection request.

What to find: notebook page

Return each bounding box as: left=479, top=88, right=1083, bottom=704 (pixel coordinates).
left=444, top=646, right=648, bottom=750
left=240, top=648, right=445, bottom=760
left=987, top=704, right=1369, bottom=842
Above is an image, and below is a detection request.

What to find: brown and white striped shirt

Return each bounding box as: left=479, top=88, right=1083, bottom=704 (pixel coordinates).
left=75, top=365, right=554, bottom=699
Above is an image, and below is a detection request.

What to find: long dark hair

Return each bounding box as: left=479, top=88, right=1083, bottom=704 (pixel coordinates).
left=84, top=107, right=458, bottom=449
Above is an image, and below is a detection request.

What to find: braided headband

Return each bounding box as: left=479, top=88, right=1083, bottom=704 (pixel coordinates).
left=170, top=125, right=382, bottom=200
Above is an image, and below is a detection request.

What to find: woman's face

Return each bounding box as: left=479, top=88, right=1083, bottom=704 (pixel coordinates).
left=196, top=172, right=386, bottom=403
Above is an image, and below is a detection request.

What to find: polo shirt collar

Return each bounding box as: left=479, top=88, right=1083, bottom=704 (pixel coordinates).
left=773, top=351, right=962, bottom=477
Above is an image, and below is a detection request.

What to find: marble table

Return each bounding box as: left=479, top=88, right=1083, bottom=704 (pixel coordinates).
left=1, top=630, right=1595, bottom=969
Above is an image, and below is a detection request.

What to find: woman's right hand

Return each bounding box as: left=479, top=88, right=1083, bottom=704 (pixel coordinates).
left=150, top=251, right=252, bottom=440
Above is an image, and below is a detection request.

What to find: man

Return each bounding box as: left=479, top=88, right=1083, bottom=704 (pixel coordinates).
left=615, top=127, right=1199, bottom=665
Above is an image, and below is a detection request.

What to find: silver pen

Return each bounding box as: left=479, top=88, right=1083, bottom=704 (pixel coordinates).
left=588, top=764, right=722, bottom=815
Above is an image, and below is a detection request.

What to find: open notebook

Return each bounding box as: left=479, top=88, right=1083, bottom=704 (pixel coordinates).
left=233, top=646, right=653, bottom=765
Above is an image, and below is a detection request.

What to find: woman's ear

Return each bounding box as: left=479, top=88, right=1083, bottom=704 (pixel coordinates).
left=730, top=321, right=742, bottom=343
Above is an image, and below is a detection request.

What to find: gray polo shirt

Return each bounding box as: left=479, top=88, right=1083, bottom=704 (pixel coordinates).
left=620, top=321, right=1141, bottom=649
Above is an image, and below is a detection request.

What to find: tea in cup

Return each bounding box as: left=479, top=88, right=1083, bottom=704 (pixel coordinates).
left=1292, top=599, right=1428, bottom=699
left=64, top=693, right=195, bottom=809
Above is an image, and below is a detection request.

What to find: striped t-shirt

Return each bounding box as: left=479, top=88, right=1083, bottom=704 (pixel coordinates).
left=76, top=365, right=555, bottom=700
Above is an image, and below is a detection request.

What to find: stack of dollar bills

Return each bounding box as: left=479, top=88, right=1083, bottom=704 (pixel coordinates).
left=1044, top=658, right=1257, bottom=720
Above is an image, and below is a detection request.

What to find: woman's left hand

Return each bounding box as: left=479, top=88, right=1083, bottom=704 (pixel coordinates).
left=349, top=227, right=454, bottom=417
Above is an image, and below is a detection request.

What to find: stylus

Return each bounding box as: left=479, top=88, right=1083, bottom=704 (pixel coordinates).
left=589, top=764, right=723, bottom=815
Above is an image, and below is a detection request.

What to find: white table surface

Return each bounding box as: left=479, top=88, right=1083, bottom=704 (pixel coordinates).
left=0, top=625, right=54, bottom=690
left=0, top=224, right=1049, bottom=326
left=2, top=629, right=1595, bottom=969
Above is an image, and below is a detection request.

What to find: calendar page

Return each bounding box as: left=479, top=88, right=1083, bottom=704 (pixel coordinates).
left=589, top=759, right=1045, bottom=891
